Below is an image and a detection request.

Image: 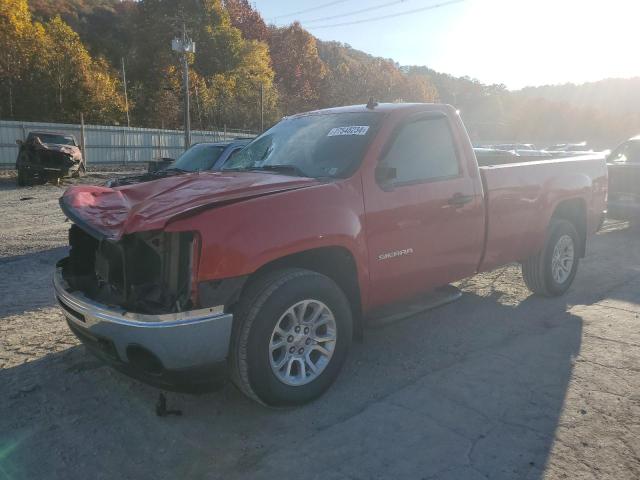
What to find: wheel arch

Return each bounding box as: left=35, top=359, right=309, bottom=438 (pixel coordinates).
left=551, top=197, right=587, bottom=257
left=236, top=246, right=364, bottom=341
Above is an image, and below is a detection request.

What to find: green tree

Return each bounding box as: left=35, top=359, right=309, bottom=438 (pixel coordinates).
left=130, top=0, right=276, bottom=130
left=202, top=40, right=279, bottom=130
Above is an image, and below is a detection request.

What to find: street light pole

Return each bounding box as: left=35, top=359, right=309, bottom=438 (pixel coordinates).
left=182, top=41, right=190, bottom=149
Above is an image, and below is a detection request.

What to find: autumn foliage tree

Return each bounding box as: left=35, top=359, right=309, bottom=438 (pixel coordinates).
left=41, top=16, right=125, bottom=123
left=0, top=0, right=124, bottom=123
left=0, top=0, right=46, bottom=118
left=2, top=0, right=639, bottom=147
left=268, top=22, right=327, bottom=115
left=224, top=0, right=268, bottom=43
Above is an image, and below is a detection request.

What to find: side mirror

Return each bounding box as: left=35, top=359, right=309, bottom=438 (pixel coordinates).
left=375, top=165, right=397, bottom=185
left=16, top=139, right=23, bottom=146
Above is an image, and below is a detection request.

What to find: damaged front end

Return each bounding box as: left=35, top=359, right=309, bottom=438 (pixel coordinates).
left=55, top=224, right=233, bottom=392
left=60, top=225, right=196, bottom=314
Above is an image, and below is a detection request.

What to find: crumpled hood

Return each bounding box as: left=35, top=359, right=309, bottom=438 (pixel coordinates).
left=60, top=171, right=319, bottom=240
left=42, top=143, right=82, bottom=160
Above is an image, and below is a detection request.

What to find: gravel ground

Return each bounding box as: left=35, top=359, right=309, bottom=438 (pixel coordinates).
left=1, top=172, right=639, bottom=479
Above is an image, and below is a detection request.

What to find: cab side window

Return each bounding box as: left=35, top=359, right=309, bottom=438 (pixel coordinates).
left=380, top=116, right=460, bottom=185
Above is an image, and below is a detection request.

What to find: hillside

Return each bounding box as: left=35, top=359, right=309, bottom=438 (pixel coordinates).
left=1, top=0, right=637, bottom=147
left=517, top=77, right=640, bottom=117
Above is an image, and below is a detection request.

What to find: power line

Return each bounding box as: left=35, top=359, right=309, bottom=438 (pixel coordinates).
left=301, top=0, right=412, bottom=25
left=306, top=0, right=465, bottom=29
left=270, top=0, right=351, bottom=21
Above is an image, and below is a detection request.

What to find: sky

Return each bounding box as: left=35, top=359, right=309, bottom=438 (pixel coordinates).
left=253, top=0, right=640, bottom=90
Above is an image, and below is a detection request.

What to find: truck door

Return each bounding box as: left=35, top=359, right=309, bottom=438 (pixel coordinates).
left=362, top=112, right=485, bottom=308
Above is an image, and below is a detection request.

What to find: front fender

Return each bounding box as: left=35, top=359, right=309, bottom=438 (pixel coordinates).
left=166, top=177, right=369, bottom=291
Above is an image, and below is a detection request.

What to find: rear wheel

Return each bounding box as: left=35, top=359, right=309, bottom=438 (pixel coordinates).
left=229, top=268, right=352, bottom=406
left=522, top=219, right=580, bottom=296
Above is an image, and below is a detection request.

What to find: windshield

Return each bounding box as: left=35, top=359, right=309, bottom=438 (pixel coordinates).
left=168, top=144, right=226, bottom=172
left=33, top=133, right=76, bottom=146
left=222, top=112, right=380, bottom=178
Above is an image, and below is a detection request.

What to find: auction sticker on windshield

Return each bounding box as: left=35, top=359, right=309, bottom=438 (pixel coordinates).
left=327, top=126, right=370, bottom=136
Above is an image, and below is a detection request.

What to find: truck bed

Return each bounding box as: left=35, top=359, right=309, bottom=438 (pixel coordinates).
left=478, top=155, right=608, bottom=271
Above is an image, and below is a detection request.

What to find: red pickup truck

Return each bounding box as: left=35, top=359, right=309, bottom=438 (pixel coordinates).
left=55, top=103, right=607, bottom=406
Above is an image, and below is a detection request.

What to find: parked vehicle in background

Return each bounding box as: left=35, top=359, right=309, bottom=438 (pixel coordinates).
left=474, top=148, right=551, bottom=166
left=490, top=143, right=536, bottom=151
left=512, top=149, right=552, bottom=157
left=55, top=103, right=607, bottom=406
left=473, top=147, right=520, bottom=166
left=606, top=136, right=640, bottom=221
left=544, top=142, right=595, bottom=156
left=107, top=139, right=252, bottom=187
left=16, top=131, right=84, bottom=186
left=547, top=142, right=587, bottom=151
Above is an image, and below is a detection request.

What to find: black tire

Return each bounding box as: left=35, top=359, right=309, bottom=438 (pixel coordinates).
left=17, top=168, right=26, bottom=187
left=229, top=268, right=353, bottom=407
left=522, top=219, right=580, bottom=296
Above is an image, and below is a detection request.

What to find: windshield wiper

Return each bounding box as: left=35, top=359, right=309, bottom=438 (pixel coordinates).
left=250, top=164, right=308, bottom=177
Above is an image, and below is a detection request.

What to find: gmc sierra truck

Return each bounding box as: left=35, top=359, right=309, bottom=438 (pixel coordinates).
left=55, top=103, right=607, bottom=406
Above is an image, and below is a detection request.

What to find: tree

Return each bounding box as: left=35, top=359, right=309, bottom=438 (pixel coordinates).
left=202, top=40, right=279, bottom=130
left=317, top=41, right=438, bottom=108
left=268, top=22, right=327, bottom=114
left=0, top=0, right=47, bottom=118
left=128, top=0, right=277, bottom=129
left=41, top=16, right=125, bottom=123
left=224, top=0, right=268, bottom=42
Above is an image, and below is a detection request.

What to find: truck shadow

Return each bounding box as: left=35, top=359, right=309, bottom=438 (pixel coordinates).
left=0, top=288, right=582, bottom=480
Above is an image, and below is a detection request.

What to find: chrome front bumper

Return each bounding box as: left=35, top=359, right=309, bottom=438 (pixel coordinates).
left=54, top=267, right=233, bottom=379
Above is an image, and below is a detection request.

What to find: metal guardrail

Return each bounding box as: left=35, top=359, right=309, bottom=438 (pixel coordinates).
left=0, top=119, right=255, bottom=168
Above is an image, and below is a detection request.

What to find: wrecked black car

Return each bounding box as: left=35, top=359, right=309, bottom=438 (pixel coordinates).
left=16, top=131, right=85, bottom=186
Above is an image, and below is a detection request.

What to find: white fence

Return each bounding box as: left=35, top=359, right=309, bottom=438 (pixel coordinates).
left=0, top=120, right=255, bottom=168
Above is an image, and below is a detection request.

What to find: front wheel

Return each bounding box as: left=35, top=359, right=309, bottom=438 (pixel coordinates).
left=522, top=219, right=580, bottom=296
left=229, top=268, right=353, bottom=406
left=16, top=167, right=26, bottom=186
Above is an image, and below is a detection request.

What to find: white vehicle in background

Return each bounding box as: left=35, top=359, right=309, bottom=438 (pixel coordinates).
left=512, top=149, right=552, bottom=157
left=545, top=143, right=595, bottom=157
left=490, top=143, right=537, bottom=151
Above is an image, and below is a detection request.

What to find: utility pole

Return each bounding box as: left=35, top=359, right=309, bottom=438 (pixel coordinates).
left=182, top=24, right=190, bottom=149
left=260, top=82, right=264, bottom=132
left=80, top=112, right=86, bottom=165
left=172, top=23, right=195, bottom=150
left=121, top=57, right=130, bottom=128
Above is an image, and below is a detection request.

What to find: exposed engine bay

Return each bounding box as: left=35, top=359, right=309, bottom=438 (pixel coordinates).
left=60, top=225, right=195, bottom=314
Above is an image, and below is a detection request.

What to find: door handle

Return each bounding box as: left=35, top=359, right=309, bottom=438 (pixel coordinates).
left=447, top=193, right=474, bottom=207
